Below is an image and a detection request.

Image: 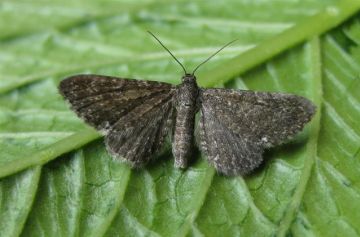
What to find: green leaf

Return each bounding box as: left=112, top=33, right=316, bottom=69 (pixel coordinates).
left=0, top=1, right=359, bottom=237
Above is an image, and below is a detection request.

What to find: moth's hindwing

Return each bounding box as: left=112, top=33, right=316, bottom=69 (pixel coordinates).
left=59, top=74, right=176, bottom=166
left=197, top=88, right=316, bottom=176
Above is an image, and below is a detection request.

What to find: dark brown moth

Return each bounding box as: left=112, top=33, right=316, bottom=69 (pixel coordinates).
left=59, top=32, right=316, bottom=176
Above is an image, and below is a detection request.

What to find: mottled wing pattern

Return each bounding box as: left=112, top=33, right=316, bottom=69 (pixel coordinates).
left=59, top=74, right=176, bottom=166
left=198, top=88, right=316, bottom=176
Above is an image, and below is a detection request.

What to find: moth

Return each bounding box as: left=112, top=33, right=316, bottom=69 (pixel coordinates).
left=59, top=32, right=316, bottom=176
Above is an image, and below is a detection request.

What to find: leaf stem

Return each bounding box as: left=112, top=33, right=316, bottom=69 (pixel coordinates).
left=198, top=0, right=360, bottom=87
left=0, top=128, right=101, bottom=178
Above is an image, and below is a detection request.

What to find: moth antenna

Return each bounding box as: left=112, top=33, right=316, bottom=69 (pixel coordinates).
left=147, top=31, right=187, bottom=74
left=192, top=39, right=238, bottom=75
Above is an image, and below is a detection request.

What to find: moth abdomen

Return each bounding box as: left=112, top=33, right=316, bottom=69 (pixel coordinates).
left=172, top=75, right=199, bottom=168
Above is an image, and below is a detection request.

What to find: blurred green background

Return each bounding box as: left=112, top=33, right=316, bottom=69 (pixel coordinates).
left=0, top=1, right=359, bottom=237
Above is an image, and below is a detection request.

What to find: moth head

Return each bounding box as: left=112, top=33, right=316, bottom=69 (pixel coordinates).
left=181, top=73, right=196, bottom=82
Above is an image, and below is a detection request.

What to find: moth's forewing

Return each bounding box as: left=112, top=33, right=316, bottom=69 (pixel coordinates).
left=197, top=88, right=316, bottom=176
left=59, top=74, right=176, bottom=166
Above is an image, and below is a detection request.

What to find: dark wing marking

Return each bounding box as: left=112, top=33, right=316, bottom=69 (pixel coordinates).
left=59, top=74, right=176, bottom=166
left=197, top=88, right=316, bottom=176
